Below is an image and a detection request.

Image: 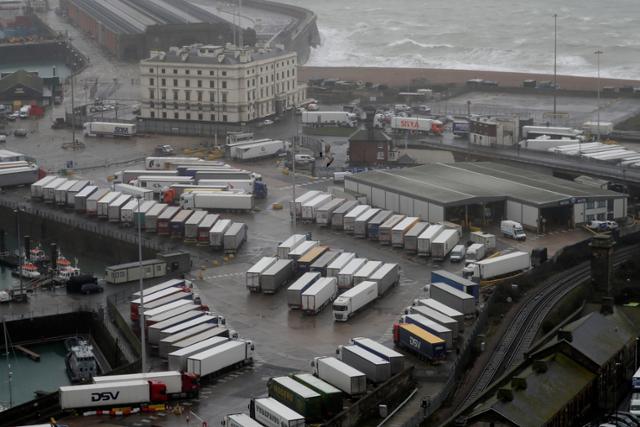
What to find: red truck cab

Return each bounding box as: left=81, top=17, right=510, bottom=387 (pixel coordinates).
left=148, top=380, right=168, bottom=402
left=181, top=372, right=201, bottom=395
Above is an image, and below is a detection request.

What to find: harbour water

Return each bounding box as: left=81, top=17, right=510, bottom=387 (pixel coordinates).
left=0, top=61, right=71, bottom=80
left=0, top=341, right=70, bottom=408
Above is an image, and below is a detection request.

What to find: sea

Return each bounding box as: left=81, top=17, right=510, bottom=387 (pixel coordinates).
left=276, top=0, right=640, bottom=79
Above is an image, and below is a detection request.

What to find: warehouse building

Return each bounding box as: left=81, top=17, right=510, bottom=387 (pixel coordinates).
left=139, top=44, right=306, bottom=123
left=344, top=162, right=627, bottom=232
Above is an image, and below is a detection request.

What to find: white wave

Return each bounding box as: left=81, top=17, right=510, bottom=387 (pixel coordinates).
left=387, top=39, right=453, bottom=49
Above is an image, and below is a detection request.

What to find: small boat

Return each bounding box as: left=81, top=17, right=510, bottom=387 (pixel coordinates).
left=12, top=263, right=41, bottom=279
left=28, top=245, right=48, bottom=264
left=0, top=291, right=11, bottom=303
left=55, top=253, right=81, bottom=283
left=64, top=337, right=98, bottom=383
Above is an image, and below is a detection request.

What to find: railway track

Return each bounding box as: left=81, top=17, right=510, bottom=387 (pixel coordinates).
left=458, top=244, right=639, bottom=410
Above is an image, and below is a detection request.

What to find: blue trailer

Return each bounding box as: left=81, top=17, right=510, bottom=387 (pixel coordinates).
left=431, top=270, right=479, bottom=298
left=400, top=314, right=453, bottom=347
left=366, top=210, right=393, bottom=241
left=393, top=323, right=445, bottom=360
left=255, top=181, right=268, bottom=199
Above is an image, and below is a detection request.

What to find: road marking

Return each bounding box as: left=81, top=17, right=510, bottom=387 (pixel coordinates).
left=203, top=272, right=244, bottom=280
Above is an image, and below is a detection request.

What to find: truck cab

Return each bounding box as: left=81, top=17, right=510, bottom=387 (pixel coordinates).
left=449, top=245, right=466, bottom=263
left=181, top=372, right=201, bottom=394
left=462, top=263, right=478, bottom=279
left=500, top=220, right=526, bottom=241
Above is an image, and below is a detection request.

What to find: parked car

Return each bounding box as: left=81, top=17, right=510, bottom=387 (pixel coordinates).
left=295, top=154, right=315, bottom=164
left=588, top=220, right=618, bottom=231
left=154, top=144, right=175, bottom=156
left=262, top=119, right=274, bottom=126
left=7, top=112, right=19, bottom=121
left=0, top=135, right=6, bottom=143
left=81, top=282, right=104, bottom=295
left=13, top=129, right=28, bottom=137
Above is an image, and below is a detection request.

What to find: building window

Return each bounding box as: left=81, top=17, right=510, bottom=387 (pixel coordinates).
left=223, top=115, right=227, bottom=122
left=186, top=113, right=191, bottom=120
left=185, top=91, right=191, bottom=101
left=197, top=91, right=203, bottom=102
left=198, top=80, right=202, bottom=88
left=161, top=78, right=166, bottom=86
left=185, top=70, right=190, bottom=75
left=149, top=101, right=154, bottom=108
left=185, top=80, right=190, bottom=87
left=209, top=81, right=214, bottom=88
left=174, top=112, right=179, bottom=119
left=174, top=103, right=178, bottom=110
left=197, top=70, right=202, bottom=75
left=597, top=213, right=605, bottom=220
left=149, top=68, right=154, bottom=73
left=198, top=113, right=203, bottom=120
left=222, top=81, right=227, bottom=89
left=173, top=79, right=178, bottom=87
left=222, top=71, right=227, bottom=76
left=587, top=201, right=595, bottom=209
left=209, top=92, right=215, bottom=102
left=210, top=114, right=215, bottom=121
left=161, top=102, right=166, bottom=109
left=161, top=68, right=165, bottom=74
left=161, top=90, right=166, bottom=100
left=172, top=90, right=178, bottom=100
left=209, top=71, right=214, bottom=76
left=173, top=69, right=177, bottom=74
left=222, top=93, right=227, bottom=103
left=162, top=112, right=167, bottom=118
left=149, top=89, right=155, bottom=99
left=150, top=111, right=155, bottom=118
left=597, top=200, right=607, bottom=208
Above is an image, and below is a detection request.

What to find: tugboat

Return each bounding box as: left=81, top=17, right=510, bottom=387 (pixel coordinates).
left=64, top=337, right=98, bottom=383
left=12, top=262, right=41, bottom=279
left=55, top=253, right=81, bottom=283
left=28, top=245, right=48, bottom=265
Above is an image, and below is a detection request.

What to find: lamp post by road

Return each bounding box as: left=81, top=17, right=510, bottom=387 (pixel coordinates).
left=553, top=14, right=558, bottom=117
left=136, top=195, right=146, bottom=373
left=595, top=50, right=603, bottom=141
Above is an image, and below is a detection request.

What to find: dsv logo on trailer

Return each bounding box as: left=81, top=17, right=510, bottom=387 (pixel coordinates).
left=91, top=391, right=120, bottom=402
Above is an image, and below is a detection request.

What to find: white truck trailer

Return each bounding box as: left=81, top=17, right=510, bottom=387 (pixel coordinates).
left=353, top=260, right=382, bottom=286
left=300, top=277, right=338, bottom=315
left=108, top=194, right=132, bottom=222
left=403, top=222, right=429, bottom=253
left=97, top=191, right=122, bottom=219
left=414, top=298, right=464, bottom=324
left=337, top=345, right=391, bottom=384
left=333, top=280, right=378, bottom=321
left=180, top=192, right=254, bottom=211
left=250, top=398, right=305, bottom=427
left=337, top=258, right=368, bottom=289
left=429, top=282, right=476, bottom=316
left=246, top=257, right=278, bottom=292
left=187, top=339, right=254, bottom=377
left=85, top=188, right=111, bottom=216
left=286, top=272, right=321, bottom=309
left=463, top=251, right=531, bottom=280
left=312, top=356, right=366, bottom=395
left=168, top=336, right=229, bottom=371
left=470, top=231, right=496, bottom=250
left=315, top=198, right=345, bottom=226
left=302, top=111, right=357, bottom=127
left=54, top=179, right=78, bottom=206
left=289, top=190, right=322, bottom=218
left=430, top=229, right=460, bottom=260
left=114, top=183, right=154, bottom=200
left=391, top=217, right=420, bottom=247
left=407, top=305, right=459, bottom=338
left=59, top=380, right=161, bottom=409
left=260, top=259, right=294, bottom=294
left=331, top=200, right=360, bottom=229
left=378, top=215, right=406, bottom=245
left=354, top=208, right=381, bottom=238
left=301, top=194, right=333, bottom=222
left=74, top=185, right=98, bottom=213
left=83, top=122, right=136, bottom=138
left=232, top=140, right=288, bottom=160
left=277, top=234, right=307, bottom=258
left=30, top=175, right=57, bottom=199
left=350, top=337, right=405, bottom=375
left=326, top=252, right=356, bottom=277
left=417, top=224, right=445, bottom=256
left=343, top=205, right=371, bottom=233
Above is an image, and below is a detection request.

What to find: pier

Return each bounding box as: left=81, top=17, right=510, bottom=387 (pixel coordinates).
left=14, top=345, right=40, bottom=362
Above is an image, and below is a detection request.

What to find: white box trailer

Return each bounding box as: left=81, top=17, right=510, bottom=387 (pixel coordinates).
left=290, top=190, right=321, bottom=218
left=187, top=339, right=254, bottom=377
left=169, top=326, right=230, bottom=354
left=83, top=121, right=136, bottom=137
left=403, top=222, right=429, bottom=253
left=92, top=371, right=197, bottom=397
left=354, top=208, right=381, bottom=238
left=42, top=177, right=67, bottom=203
left=158, top=322, right=213, bottom=357
left=429, top=282, right=475, bottom=316
left=312, top=356, right=366, bottom=395
left=65, top=180, right=90, bottom=207
left=54, top=179, right=78, bottom=206
left=85, top=188, right=110, bottom=216
left=343, top=205, right=371, bottom=233
left=310, top=250, right=342, bottom=276
left=30, top=175, right=57, bottom=199
left=367, top=210, right=394, bottom=240
left=338, top=345, right=391, bottom=384
left=196, top=178, right=254, bottom=194
left=144, top=203, right=168, bottom=232
left=145, top=156, right=227, bottom=170
left=431, top=229, right=460, bottom=260
left=260, top=259, right=294, bottom=294
left=224, top=413, right=263, bottom=427
left=316, top=198, right=345, bottom=226
left=302, top=194, right=333, bottom=221
left=287, top=272, right=321, bottom=309
left=337, top=258, right=368, bottom=289
left=233, top=140, right=288, bottom=160
left=97, top=191, right=122, bottom=219
left=223, top=222, right=247, bottom=254
left=470, top=231, right=496, bottom=250
left=251, top=398, right=305, bottom=427
left=196, top=213, right=219, bottom=244
left=368, top=263, right=399, bottom=295
left=288, top=240, right=319, bottom=261
left=277, top=234, right=307, bottom=259
left=414, top=298, right=464, bottom=324
left=326, top=252, right=356, bottom=277
left=331, top=200, right=360, bottom=229
left=115, top=169, right=179, bottom=184
left=302, top=111, right=356, bottom=127
left=147, top=309, right=203, bottom=343
left=120, top=199, right=139, bottom=224
left=463, top=251, right=530, bottom=280
left=350, top=337, right=404, bottom=375
left=379, top=215, right=406, bottom=245
left=136, top=176, right=194, bottom=195
left=108, top=194, right=132, bottom=222
left=180, top=192, right=254, bottom=212
left=391, top=217, right=419, bottom=247
left=114, top=183, right=154, bottom=200
left=168, top=336, right=229, bottom=371
left=417, top=224, right=445, bottom=256
left=74, top=185, right=98, bottom=212
left=333, top=280, right=378, bottom=321
left=210, top=219, right=232, bottom=249
left=246, top=257, right=278, bottom=292
left=133, top=278, right=189, bottom=298
left=401, top=313, right=454, bottom=345
left=145, top=301, right=200, bottom=324
left=59, top=380, right=152, bottom=409
left=353, top=260, right=382, bottom=286
left=407, top=305, right=459, bottom=338
left=158, top=314, right=221, bottom=343
left=184, top=210, right=208, bottom=242
left=301, top=277, right=337, bottom=315
left=466, top=243, right=486, bottom=262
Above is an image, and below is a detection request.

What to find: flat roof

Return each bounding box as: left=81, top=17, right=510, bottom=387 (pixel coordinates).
left=346, top=162, right=624, bottom=208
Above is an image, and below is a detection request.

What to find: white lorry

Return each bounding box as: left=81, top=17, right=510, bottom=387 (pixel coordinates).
left=465, top=243, right=486, bottom=262
left=114, top=183, right=154, bottom=200
left=390, top=117, right=443, bottom=135
left=180, top=192, right=254, bottom=211
left=83, top=122, right=136, bottom=138
left=500, top=220, right=526, bottom=241
left=463, top=251, right=531, bottom=280
left=431, top=229, right=460, bottom=260
left=187, top=339, right=254, bottom=377
left=333, top=280, right=378, bottom=321
left=301, top=277, right=338, bottom=315
left=311, top=356, right=367, bottom=395
left=302, top=111, right=357, bottom=127
left=231, top=140, right=288, bottom=160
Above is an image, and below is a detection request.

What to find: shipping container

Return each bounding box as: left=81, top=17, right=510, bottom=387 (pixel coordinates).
left=197, top=214, right=219, bottom=244
left=132, top=278, right=189, bottom=298
left=287, top=272, right=321, bottom=309
left=470, top=231, right=496, bottom=250
left=331, top=200, right=360, bottom=229
left=417, top=224, right=445, bottom=256
left=289, top=191, right=322, bottom=218
left=260, top=259, right=294, bottom=294
left=310, top=250, right=342, bottom=276
left=168, top=336, right=229, bottom=371
left=333, top=280, right=378, bottom=321
left=353, top=260, right=382, bottom=286
left=85, top=188, right=111, bottom=216
left=301, top=277, right=338, bottom=315
left=114, top=183, right=154, bottom=200
left=277, top=234, right=307, bottom=259
left=42, top=177, right=68, bottom=203
left=297, top=245, right=329, bottom=273
left=74, top=185, right=98, bottom=213
left=30, top=175, right=57, bottom=199
left=403, top=222, right=429, bottom=253
left=184, top=210, right=208, bottom=242
left=337, top=258, right=368, bottom=289
left=250, top=397, right=305, bottom=427
left=431, top=270, right=479, bottom=298
left=343, top=205, right=371, bottom=233
left=267, top=376, right=322, bottom=421
left=353, top=208, right=381, bottom=238
left=104, top=259, right=166, bottom=284
left=158, top=323, right=214, bottom=357
left=187, top=339, right=254, bottom=377
left=393, top=323, right=446, bottom=360
left=119, top=199, right=139, bottom=225
left=413, top=298, right=464, bottom=324
left=465, top=243, right=486, bottom=262
left=223, top=222, right=247, bottom=254
left=350, top=337, right=404, bottom=375
left=379, top=215, right=406, bottom=245
left=368, top=263, right=399, bottom=296
left=302, top=194, right=333, bottom=222
left=169, top=326, right=230, bottom=354
left=326, top=252, right=356, bottom=277
left=288, top=240, right=319, bottom=262
left=157, top=206, right=181, bottom=235
left=338, top=345, right=391, bottom=383
left=312, top=356, right=366, bottom=396
left=401, top=314, right=453, bottom=346
left=133, top=200, right=158, bottom=228
left=246, top=257, right=278, bottom=292
left=209, top=219, right=233, bottom=249
left=391, top=217, right=419, bottom=247
left=53, top=179, right=76, bottom=206
left=144, top=203, right=168, bottom=232
left=430, top=229, right=460, bottom=260
left=223, top=413, right=263, bottom=427
left=316, top=198, right=345, bottom=226
left=291, top=373, right=343, bottom=418
left=367, top=210, right=394, bottom=241
left=407, top=305, right=459, bottom=338
left=108, top=194, right=132, bottom=222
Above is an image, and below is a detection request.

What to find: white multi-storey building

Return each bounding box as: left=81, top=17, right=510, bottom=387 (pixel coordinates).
left=139, top=44, right=306, bottom=123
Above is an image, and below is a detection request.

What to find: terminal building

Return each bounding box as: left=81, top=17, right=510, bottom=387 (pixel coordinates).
left=139, top=44, right=306, bottom=123
left=344, top=162, right=627, bottom=232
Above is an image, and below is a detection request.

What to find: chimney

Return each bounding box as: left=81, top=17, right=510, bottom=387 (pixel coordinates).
left=497, top=388, right=514, bottom=402
left=511, top=377, right=527, bottom=390
left=589, top=233, right=615, bottom=302
left=557, top=330, right=573, bottom=342
left=600, top=296, right=614, bottom=315
left=23, top=235, right=31, bottom=259
left=532, top=360, right=548, bottom=374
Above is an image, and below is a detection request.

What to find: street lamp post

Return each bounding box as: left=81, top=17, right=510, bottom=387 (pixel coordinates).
left=136, top=195, right=146, bottom=373
left=553, top=14, right=558, bottom=117
left=595, top=50, right=603, bottom=141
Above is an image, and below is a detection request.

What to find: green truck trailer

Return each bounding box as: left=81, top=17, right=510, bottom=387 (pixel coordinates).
left=267, top=376, right=323, bottom=421
left=291, top=373, right=343, bottom=418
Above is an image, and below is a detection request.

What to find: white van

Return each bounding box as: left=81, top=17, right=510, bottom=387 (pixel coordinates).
left=500, top=220, right=526, bottom=241
left=449, top=245, right=467, bottom=263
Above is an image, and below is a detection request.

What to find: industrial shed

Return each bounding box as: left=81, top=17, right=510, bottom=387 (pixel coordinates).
left=344, top=162, right=627, bottom=232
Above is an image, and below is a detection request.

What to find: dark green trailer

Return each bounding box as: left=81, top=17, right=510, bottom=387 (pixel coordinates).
left=291, top=372, right=344, bottom=418
left=267, top=376, right=323, bottom=421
